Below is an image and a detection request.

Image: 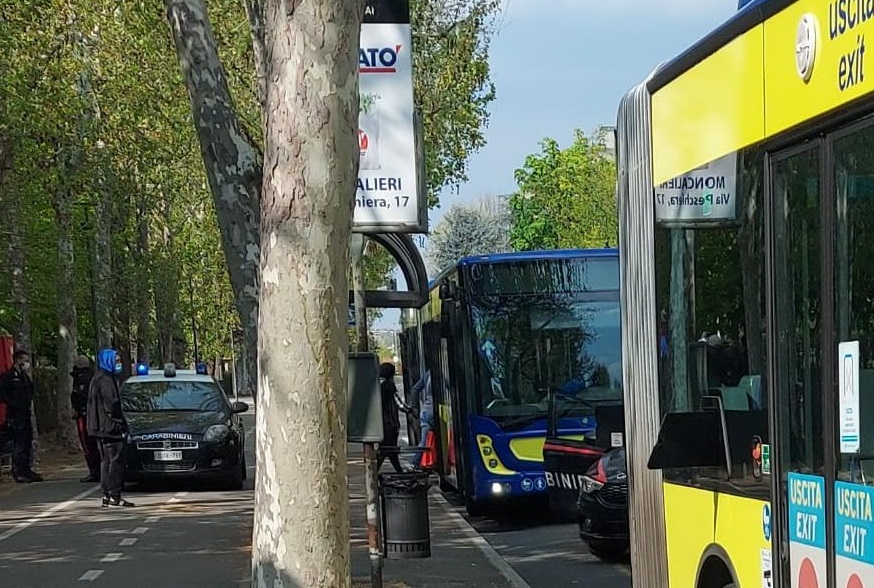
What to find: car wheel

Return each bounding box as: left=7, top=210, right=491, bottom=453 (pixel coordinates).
left=587, top=541, right=628, bottom=562
left=224, top=459, right=244, bottom=491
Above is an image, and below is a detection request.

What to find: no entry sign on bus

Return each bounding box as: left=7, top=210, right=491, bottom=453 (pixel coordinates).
left=355, top=0, right=426, bottom=234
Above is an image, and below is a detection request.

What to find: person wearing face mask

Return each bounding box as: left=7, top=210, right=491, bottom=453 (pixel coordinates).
left=87, top=348, right=134, bottom=507
left=0, top=350, right=43, bottom=483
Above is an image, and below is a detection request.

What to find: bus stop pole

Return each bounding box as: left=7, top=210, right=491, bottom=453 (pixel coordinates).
left=350, top=233, right=383, bottom=588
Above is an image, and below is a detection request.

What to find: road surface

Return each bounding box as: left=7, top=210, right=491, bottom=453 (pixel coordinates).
left=457, top=500, right=632, bottom=588
left=0, top=413, right=255, bottom=588
left=1, top=408, right=632, bottom=588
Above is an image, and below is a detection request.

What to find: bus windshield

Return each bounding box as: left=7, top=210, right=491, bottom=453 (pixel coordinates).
left=470, top=295, right=622, bottom=424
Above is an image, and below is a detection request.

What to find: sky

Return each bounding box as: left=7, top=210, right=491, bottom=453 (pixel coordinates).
left=375, top=0, right=741, bottom=329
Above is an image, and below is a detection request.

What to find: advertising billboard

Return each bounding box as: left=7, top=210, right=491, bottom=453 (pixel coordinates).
left=355, top=0, right=426, bottom=234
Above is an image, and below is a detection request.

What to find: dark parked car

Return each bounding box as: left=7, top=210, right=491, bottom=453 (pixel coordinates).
left=577, top=447, right=629, bottom=561
left=121, top=363, right=249, bottom=489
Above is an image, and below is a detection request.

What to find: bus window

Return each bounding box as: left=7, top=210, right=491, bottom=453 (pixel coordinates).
left=773, top=147, right=824, bottom=478
left=653, top=147, right=769, bottom=495
left=467, top=270, right=622, bottom=430
left=834, top=123, right=874, bottom=486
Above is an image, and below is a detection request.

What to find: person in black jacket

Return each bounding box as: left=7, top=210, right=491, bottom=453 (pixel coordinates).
left=87, top=348, right=134, bottom=507
left=71, top=355, right=100, bottom=483
left=377, top=362, right=414, bottom=472
left=0, top=350, right=43, bottom=483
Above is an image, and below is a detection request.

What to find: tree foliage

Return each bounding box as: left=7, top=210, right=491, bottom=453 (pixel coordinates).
left=412, top=0, right=501, bottom=206
left=0, top=0, right=239, bottom=437
left=426, top=195, right=511, bottom=275
left=509, top=129, right=618, bottom=251
left=0, top=0, right=501, bottom=439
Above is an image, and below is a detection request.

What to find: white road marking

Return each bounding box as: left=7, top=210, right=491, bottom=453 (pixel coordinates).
left=100, top=553, right=123, bottom=563
left=132, top=527, right=148, bottom=535
left=144, top=516, right=161, bottom=523
left=431, top=492, right=534, bottom=588
left=174, top=491, right=188, bottom=498
left=79, top=570, right=104, bottom=581
left=0, top=486, right=101, bottom=544
left=119, top=538, right=138, bottom=547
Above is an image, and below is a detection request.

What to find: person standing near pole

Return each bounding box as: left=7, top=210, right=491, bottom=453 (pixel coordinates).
left=71, top=355, right=100, bottom=482
left=87, top=348, right=134, bottom=507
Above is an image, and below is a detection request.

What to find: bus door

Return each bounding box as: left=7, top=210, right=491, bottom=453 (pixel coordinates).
left=830, top=121, right=874, bottom=588
left=770, top=142, right=829, bottom=588
left=771, top=121, right=874, bottom=588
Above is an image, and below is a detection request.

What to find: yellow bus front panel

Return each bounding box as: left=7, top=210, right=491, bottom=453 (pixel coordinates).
left=664, top=483, right=770, bottom=587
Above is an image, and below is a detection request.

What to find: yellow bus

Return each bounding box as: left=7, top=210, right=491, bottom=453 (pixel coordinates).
left=617, top=0, right=874, bottom=586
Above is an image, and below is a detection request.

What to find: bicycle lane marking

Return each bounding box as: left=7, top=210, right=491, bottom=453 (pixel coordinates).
left=0, top=485, right=101, bottom=544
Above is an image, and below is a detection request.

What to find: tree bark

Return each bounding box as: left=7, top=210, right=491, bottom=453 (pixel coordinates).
left=251, top=1, right=363, bottom=586
left=2, top=138, right=38, bottom=464
left=154, top=196, right=180, bottom=364
left=54, top=158, right=81, bottom=451
left=93, top=167, right=114, bottom=350
left=164, top=0, right=261, bottom=396
left=135, top=193, right=152, bottom=362
left=52, top=67, right=94, bottom=451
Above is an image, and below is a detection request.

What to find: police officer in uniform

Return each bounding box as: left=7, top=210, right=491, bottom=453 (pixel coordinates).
left=0, top=350, right=43, bottom=483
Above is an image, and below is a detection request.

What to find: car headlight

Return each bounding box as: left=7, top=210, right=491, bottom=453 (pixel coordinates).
left=204, top=424, right=230, bottom=442
left=580, top=475, right=604, bottom=495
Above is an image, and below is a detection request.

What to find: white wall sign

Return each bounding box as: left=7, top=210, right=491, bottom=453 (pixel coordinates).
left=355, top=0, right=425, bottom=234
left=839, top=340, right=861, bottom=453
left=654, top=152, right=738, bottom=224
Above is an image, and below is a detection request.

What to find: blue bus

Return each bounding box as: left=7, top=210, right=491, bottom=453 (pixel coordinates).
left=401, top=249, right=622, bottom=515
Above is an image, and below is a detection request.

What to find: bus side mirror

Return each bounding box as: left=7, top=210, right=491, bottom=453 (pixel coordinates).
left=647, top=407, right=727, bottom=472
left=439, top=281, right=456, bottom=300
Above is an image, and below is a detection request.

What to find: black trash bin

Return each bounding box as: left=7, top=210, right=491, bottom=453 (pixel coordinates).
left=379, top=471, right=432, bottom=559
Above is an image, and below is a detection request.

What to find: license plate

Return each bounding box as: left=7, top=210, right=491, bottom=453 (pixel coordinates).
left=153, top=450, right=182, bottom=461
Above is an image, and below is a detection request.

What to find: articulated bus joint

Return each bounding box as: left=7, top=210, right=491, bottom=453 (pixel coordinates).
left=694, top=544, right=740, bottom=588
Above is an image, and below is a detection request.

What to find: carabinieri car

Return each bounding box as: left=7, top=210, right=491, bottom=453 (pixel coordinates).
left=120, top=362, right=249, bottom=489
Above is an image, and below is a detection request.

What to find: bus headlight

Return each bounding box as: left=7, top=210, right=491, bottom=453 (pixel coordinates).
left=475, top=435, right=515, bottom=475
left=491, top=482, right=512, bottom=495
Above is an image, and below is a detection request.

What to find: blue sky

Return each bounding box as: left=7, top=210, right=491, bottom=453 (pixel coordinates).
left=376, top=0, right=740, bottom=329
left=433, top=0, right=739, bottom=219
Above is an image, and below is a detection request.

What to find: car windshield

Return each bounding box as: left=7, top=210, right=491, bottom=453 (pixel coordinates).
left=470, top=295, right=622, bottom=424
left=121, top=380, right=227, bottom=413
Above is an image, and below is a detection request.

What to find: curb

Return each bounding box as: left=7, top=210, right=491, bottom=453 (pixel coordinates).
left=430, top=491, right=534, bottom=588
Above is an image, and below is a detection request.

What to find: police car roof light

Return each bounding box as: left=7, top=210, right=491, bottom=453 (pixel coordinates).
left=164, top=363, right=176, bottom=378
left=195, top=362, right=208, bottom=375
left=135, top=362, right=149, bottom=376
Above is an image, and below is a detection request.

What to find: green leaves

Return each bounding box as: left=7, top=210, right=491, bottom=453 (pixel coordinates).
left=509, top=129, right=618, bottom=251
left=0, top=0, right=246, bottom=362
left=411, top=0, right=500, bottom=206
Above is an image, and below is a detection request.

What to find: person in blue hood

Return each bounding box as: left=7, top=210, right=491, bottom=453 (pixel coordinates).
left=86, top=348, right=134, bottom=507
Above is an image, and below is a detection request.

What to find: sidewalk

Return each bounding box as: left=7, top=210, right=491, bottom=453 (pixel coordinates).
left=348, top=444, right=525, bottom=588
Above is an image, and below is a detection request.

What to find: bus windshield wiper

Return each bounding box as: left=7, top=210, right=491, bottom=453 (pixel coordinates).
left=496, top=413, right=546, bottom=430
